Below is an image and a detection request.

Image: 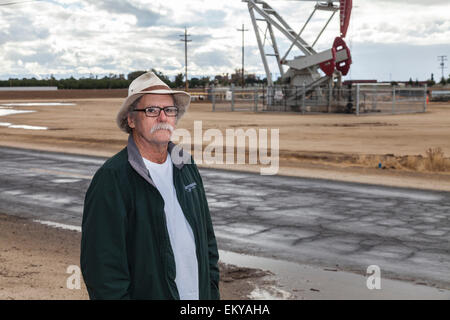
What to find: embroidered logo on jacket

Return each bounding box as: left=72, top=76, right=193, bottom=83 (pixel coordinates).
left=184, top=182, right=197, bottom=192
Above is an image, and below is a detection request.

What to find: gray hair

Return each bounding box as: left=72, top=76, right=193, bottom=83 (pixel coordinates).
left=120, top=96, right=143, bottom=134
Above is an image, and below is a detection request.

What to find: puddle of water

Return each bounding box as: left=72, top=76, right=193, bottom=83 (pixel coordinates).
left=51, top=178, right=82, bottom=184
left=0, top=106, right=48, bottom=130
left=8, top=124, right=48, bottom=130
left=0, top=109, right=35, bottom=117
left=0, top=121, right=47, bottom=130
left=34, top=220, right=81, bottom=232
left=218, top=250, right=450, bottom=300
left=248, top=286, right=292, bottom=300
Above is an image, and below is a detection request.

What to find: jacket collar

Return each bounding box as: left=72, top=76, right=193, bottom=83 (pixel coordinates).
left=127, top=134, right=186, bottom=186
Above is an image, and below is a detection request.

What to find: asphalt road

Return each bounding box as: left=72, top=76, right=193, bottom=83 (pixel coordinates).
left=0, top=146, right=449, bottom=289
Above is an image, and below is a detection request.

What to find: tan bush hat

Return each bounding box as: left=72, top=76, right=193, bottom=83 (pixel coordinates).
left=116, top=71, right=191, bottom=133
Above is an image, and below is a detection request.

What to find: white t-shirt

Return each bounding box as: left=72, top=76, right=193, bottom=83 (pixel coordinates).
left=143, top=154, right=199, bottom=300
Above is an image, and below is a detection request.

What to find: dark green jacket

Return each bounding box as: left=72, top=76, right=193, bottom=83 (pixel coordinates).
left=80, top=135, right=220, bottom=300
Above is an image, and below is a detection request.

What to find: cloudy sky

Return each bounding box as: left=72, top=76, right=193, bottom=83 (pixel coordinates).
left=0, top=0, right=449, bottom=82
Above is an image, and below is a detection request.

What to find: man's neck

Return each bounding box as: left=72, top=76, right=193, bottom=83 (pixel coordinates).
left=132, top=132, right=168, bottom=164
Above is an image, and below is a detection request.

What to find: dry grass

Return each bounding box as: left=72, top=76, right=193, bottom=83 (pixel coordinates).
left=355, top=148, right=450, bottom=173
left=424, top=147, right=450, bottom=172
left=401, top=155, right=423, bottom=171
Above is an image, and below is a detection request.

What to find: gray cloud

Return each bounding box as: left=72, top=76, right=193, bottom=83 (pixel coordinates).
left=187, top=9, right=227, bottom=29
left=193, top=50, right=233, bottom=68
left=0, top=16, right=49, bottom=45
left=6, top=48, right=60, bottom=66
left=94, top=0, right=163, bottom=27
left=346, top=42, right=450, bottom=81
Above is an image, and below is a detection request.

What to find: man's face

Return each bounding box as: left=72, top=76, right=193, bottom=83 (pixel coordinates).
left=128, top=94, right=177, bottom=145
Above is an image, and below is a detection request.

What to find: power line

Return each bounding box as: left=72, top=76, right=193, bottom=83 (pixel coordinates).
left=0, top=0, right=40, bottom=6
left=179, top=27, right=192, bottom=92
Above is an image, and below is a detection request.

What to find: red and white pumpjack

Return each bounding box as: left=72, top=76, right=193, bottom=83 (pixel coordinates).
left=243, top=0, right=353, bottom=110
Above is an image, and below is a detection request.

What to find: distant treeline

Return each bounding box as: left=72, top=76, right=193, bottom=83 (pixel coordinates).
left=2, top=69, right=448, bottom=90
left=0, top=70, right=158, bottom=90
left=0, top=69, right=268, bottom=90
left=0, top=77, right=131, bottom=90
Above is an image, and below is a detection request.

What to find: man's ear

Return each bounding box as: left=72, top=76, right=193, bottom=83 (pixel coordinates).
left=127, top=113, right=136, bottom=129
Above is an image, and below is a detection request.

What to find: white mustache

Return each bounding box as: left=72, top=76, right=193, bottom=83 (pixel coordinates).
left=150, top=122, right=175, bottom=134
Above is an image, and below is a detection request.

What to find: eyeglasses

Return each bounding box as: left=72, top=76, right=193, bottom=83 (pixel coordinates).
left=133, top=106, right=178, bottom=117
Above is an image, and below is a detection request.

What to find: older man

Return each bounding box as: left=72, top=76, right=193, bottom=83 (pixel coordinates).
left=80, top=72, right=220, bottom=300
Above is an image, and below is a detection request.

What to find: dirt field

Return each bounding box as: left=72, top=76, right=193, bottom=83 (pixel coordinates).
left=0, top=91, right=449, bottom=191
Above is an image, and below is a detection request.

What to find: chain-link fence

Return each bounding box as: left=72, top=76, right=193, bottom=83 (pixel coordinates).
left=355, top=86, right=427, bottom=115
left=211, top=85, right=428, bottom=115
left=210, top=87, right=261, bottom=112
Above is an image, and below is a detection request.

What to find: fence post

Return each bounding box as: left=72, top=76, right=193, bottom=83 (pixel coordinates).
left=423, top=84, right=427, bottom=112
left=392, top=86, right=396, bottom=114
left=254, top=88, right=258, bottom=112
left=328, top=78, right=332, bottom=113
left=263, top=85, right=266, bottom=110
left=231, top=84, right=235, bottom=112
left=356, top=84, right=360, bottom=116
left=284, top=86, right=287, bottom=112
left=374, top=85, right=378, bottom=110
left=302, top=82, right=306, bottom=114
left=212, top=86, right=216, bottom=112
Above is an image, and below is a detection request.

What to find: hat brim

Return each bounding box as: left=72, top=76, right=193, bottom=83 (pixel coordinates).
left=116, top=90, right=191, bottom=133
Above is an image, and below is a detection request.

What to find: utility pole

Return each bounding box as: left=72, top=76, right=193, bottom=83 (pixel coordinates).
left=179, top=27, right=192, bottom=92
left=438, top=55, right=447, bottom=82
left=237, top=24, right=248, bottom=88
